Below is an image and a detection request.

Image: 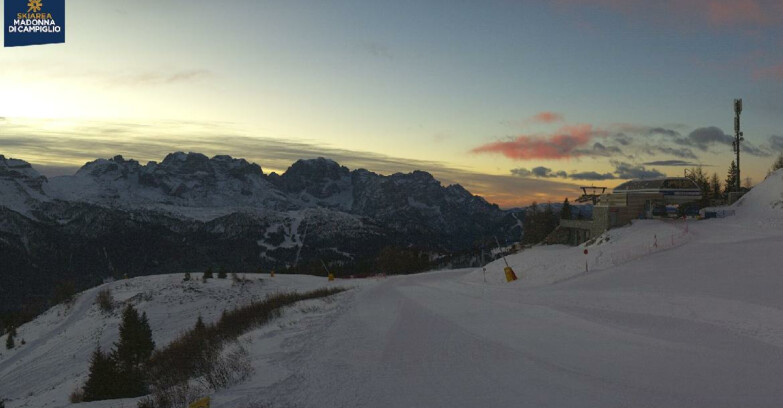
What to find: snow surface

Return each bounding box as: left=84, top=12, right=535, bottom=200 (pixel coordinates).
left=3, top=170, right=783, bottom=407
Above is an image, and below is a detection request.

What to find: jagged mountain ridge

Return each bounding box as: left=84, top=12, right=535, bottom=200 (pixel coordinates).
left=0, top=152, right=519, bottom=312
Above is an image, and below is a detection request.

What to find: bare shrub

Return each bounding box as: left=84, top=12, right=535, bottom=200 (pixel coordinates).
left=69, top=386, right=84, bottom=403
left=201, top=341, right=254, bottom=389
left=95, top=288, right=114, bottom=313
left=150, top=381, right=208, bottom=408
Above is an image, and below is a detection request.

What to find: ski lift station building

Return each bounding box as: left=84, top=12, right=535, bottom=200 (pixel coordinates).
left=559, top=177, right=701, bottom=245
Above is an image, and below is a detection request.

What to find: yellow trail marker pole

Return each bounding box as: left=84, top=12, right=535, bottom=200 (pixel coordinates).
left=495, top=236, right=517, bottom=282
left=189, top=396, right=210, bottom=408
left=320, top=259, right=335, bottom=281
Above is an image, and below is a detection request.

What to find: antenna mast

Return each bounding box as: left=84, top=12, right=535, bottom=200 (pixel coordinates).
left=733, top=99, right=744, bottom=191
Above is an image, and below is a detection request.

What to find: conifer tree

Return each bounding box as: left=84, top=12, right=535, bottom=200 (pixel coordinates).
left=5, top=326, right=15, bottom=350
left=112, top=305, right=155, bottom=397
left=82, top=347, right=118, bottom=401
left=217, top=266, right=227, bottom=279
left=709, top=172, right=722, bottom=200
left=543, top=202, right=558, bottom=235
left=522, top=201, right=539, bottom=244
left=194, top=315, right=206, bottom=334
left=203, top=267, right=214, bottom=280
left=115, top=305, right=155, bottom=368
left=183, top=272, right=191, bottom=281
left=560, top=198, right=572, bottom=220
left=725, top=161, right=738, bottom=194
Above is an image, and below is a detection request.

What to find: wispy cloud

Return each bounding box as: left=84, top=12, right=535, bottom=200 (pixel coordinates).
left=573, top=142, right=625, bottom=157
left=0, top=61, right=213, bottom=88
left=568, top=171, right=616, bottom=180
left=511, top=166, right=568, bottom=178
left=612, top=161, right=666, bottom=179
left=471, top=124, right=599, bottom=160
left=679, top=126, right=771, bottom=157
left=648, top=146, right=698, bottom=159
left=108, top=69, right=212, bottom=87
left=511, top=160, right=665, bottom=181
left=643, top=160, right=701, bottom=166
left=358, top=41, right=393, bottom=59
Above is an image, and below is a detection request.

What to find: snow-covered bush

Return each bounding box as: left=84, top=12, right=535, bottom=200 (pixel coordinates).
left=95, top=288, right=114, bottom=313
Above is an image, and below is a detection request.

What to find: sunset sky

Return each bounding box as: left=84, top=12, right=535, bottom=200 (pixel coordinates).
left=2, top=0, right=782, bottom=207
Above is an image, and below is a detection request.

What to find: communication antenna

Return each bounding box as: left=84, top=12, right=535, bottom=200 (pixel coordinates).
left=733, top=98, right=744, bottom=191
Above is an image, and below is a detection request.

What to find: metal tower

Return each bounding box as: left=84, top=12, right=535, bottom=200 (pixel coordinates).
left=733, top=99, right=744, bottom=191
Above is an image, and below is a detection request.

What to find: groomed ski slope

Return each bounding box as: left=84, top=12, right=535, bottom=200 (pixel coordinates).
left=3, top=170, right=783, bottom=408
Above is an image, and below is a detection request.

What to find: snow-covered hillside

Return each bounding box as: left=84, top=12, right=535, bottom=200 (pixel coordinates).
left=0, top=274, right=368, bottom=408
left=3, top=170, right=783, bottom=408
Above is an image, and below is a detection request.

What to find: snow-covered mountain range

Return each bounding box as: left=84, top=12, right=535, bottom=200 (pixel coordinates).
left=0, top=153, right=519, bottom=311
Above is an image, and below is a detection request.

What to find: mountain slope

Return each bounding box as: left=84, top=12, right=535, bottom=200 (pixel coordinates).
left=0, top=153, right=519, bottom=312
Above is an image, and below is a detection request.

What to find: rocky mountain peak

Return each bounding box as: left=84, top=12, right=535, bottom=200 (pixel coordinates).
left=0, top=155, right=44, bottom=180
left=158, top=152, right=264, bottom=178
left=76, top=155, right=142, bottom=178
left=283, top=157, right=348, bottom=181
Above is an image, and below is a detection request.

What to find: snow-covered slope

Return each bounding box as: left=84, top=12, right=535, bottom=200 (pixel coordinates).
left=4, top=170, right=783, bottom=407
left=0, top=274, right=367, bottom=408
left=732, top=168, right=783, bottom=228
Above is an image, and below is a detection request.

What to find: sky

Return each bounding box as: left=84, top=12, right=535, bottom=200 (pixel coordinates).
left=1, top=0, right=782, bottom=207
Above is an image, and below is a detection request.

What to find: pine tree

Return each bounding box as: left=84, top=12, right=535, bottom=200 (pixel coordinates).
left=203, top=267, right=214, bottom=281
left=543, top=202, right=558, bottom=236
left=217, top=266, right=227, bottom=279
left=115, top=305, right=155, bottom=368
left=112, top=305, right=154, bottom=397
left=194, top=315, right=206, bottom=334
left=5, top=326, right=15, bottom=350
left=725, top=160, right=738, bottom=194
left=522, top=201, right=539, bottom=244
left=183, top=272, right=191, bottom=282
left=687, top=166, right=710, bottom=200
left=709, top=172, right=722, bottom=200
left=82, top=347, right=118, bottom=401
left=560, top=198, right=572, bottom=220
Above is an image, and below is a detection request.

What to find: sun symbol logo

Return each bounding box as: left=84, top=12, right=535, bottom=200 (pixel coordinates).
left=27, top=0, right=43, bottom=12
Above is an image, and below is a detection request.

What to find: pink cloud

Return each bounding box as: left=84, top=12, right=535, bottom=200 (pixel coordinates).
left=703, top=0, right=771, bottom=26
left=531, top=112, right=564, bottom=124
left=753, top=63, right=783, bottom=81
left=471, top=124, right=597, bottom=160
left=554, top=0, right=782, bottom=27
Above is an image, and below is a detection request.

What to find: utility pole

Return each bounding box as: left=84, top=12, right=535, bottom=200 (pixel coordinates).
left=733, top=99, right=744, bottom=191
